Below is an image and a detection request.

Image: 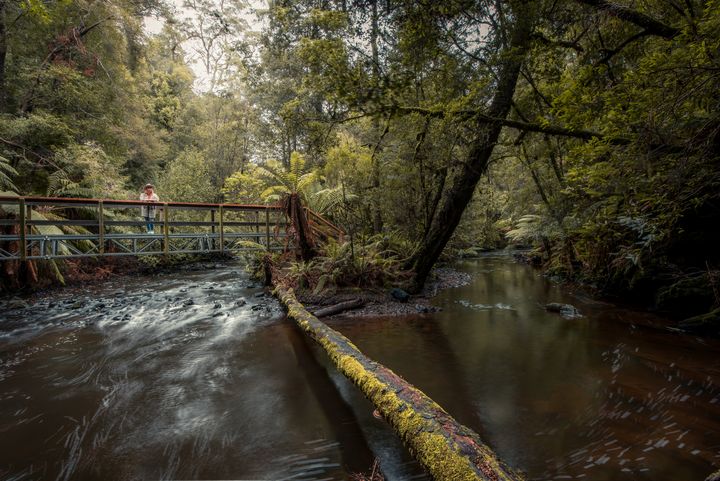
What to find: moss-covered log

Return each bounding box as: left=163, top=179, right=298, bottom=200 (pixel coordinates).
left=275, top=286, right=524, bottom=481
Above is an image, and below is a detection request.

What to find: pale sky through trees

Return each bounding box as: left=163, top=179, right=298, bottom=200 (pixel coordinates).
left=143, top=0, right=265, bottom=92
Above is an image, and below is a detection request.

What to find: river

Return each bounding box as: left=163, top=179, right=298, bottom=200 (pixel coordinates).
left=1, top=254, right=719, bottom=480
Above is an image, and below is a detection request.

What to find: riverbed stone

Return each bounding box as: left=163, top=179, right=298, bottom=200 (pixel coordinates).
left=390, top=288, right=410, bottom=302
left=7, top=299, right=28, bottom=309
left=235, top=298, right=246, bottom=307
left=545, top=302, right=582, bottom=319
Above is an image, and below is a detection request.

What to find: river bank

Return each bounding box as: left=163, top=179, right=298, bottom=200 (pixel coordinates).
left=298, top=266, right=472, bottom=318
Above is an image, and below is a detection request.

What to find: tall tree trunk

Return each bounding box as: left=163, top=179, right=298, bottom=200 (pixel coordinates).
left=370, top=0, right=383, bottom=234
left=0, top=0, right=7, bottom=112
left=407, top=3, right=536, bottom=291
left=283, top=193, right=316, bottom=261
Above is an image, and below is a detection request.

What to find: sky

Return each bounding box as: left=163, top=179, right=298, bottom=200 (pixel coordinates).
left=142, top=0, right=266, bottom=92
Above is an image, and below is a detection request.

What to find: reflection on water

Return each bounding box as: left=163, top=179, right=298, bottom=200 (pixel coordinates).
left=0, top=264, right=423, bottom=481
left=329, top=254, right=720, bottom=481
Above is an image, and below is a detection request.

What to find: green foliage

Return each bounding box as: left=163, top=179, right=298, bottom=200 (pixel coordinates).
left=259, top=152, right=321, bottom=202
left=158, top=148, right=215, bottom=203
left=280, top=235, right=414, bottom=293
left=0, top=156, right=19, bottom=193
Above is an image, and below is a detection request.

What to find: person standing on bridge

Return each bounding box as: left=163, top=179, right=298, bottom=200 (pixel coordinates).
left=140, top=183, right=159, bottom=234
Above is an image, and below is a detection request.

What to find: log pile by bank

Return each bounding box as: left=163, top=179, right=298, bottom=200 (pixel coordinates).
left=275, top=286, right=524, bottom=481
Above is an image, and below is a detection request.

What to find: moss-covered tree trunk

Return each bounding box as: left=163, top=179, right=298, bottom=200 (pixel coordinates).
left=276, top=286, right=524, bottom=481
left=407, top=2, right=536, bottom=292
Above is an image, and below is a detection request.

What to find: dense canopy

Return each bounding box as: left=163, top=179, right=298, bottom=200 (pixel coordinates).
left=1, top=0, right=718, bottom=312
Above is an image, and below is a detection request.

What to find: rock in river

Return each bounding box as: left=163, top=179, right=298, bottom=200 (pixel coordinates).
left=545, top=302, right=582, bottom=319
left=390, top=288, right=410, bottom=303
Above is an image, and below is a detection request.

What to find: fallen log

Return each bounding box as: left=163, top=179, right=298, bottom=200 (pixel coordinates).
left=275, top=286, right=523, bottom=481
left=312, top=298, right=364, bottom=318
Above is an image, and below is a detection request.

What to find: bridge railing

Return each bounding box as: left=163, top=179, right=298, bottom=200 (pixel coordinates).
left=0, top=196, right=295, bottom=261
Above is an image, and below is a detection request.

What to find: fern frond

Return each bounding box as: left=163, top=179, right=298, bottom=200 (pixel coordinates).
left=260, top=185, right=290, bottom=202
left=0, top=156, right=18, bottom=192
left=289, top=151, right=307, bottom=178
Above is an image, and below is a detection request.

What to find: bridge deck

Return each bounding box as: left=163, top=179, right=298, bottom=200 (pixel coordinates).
left=0, top=196, right=318, bottom=261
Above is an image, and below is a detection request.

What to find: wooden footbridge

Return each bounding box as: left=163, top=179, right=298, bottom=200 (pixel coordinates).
left=0, top=195, right=342, bottom=261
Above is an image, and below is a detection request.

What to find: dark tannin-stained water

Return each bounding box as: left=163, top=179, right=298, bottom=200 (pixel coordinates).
left=0, top=264, right=423, bottom=481
left=1, top=254, right=719, bottom=480
left=329, top=255, right=720, bottom=480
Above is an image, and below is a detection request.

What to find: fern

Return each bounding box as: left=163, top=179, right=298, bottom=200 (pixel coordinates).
left=0, top=155, right=18, bottom=193
left=312, top=186, right=355, bottom=214
left=257, top=153, right=323, bottom=203
left=47, top=169, right=94, bottom=198
left=506, top=215, right=543, bottom=243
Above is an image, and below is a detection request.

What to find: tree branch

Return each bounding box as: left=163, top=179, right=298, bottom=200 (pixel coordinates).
left=596, top=29, right=651, bottom=65
left=389, top=105, right=632, bottom=145
left=576, top=0, right=680, bottom=39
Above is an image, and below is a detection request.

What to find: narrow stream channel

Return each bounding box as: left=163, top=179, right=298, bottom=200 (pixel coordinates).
left=2, top=254, right=719, bottom=480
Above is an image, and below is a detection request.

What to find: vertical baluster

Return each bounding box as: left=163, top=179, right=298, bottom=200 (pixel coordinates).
left=163, top=203, right=169, bottom=255
left=219, top=205, right=224, bottom=253
left=265, top=208, right=270, bottom=249
left=211, top=208, right=216, bottom=251
left=18, top=198, right=26, bottom=261
left=98, top=200, right=105, bottom=255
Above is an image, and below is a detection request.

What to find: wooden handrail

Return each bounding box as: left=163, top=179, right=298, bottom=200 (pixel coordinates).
left=0, top=195, right=283, bottom=211
left=304, top=207, right=345, bottom=237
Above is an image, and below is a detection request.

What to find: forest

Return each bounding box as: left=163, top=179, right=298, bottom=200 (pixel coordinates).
left=1, top=0, right=718, bottom=325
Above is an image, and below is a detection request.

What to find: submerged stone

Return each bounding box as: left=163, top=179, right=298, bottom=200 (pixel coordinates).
left=545, top=302, right=582, bottom=319
left=7, top=299, right=28, bottom=310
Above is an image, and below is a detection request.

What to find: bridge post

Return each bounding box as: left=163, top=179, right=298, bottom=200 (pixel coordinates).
left=98, top=200, right=105, bottom=255
left=219, top=205, right=224, bottom=253
left=18, top=198, right=26, bottom=261
left=265, top=208, right=270, bottom=249
left=163, top=203, right=169, bottom=255
left=210, top=209, right=216, bottom=251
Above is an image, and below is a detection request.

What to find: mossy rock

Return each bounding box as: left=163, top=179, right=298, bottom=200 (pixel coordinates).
left=678, top=308, right=720, bottom=336
left=655, top=274, right=715, bottom=316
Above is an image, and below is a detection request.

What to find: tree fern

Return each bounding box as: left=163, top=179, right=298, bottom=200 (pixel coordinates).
left=506, top=214, right=543, bottom=243
left=257, top=153, right=323, bottom=203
